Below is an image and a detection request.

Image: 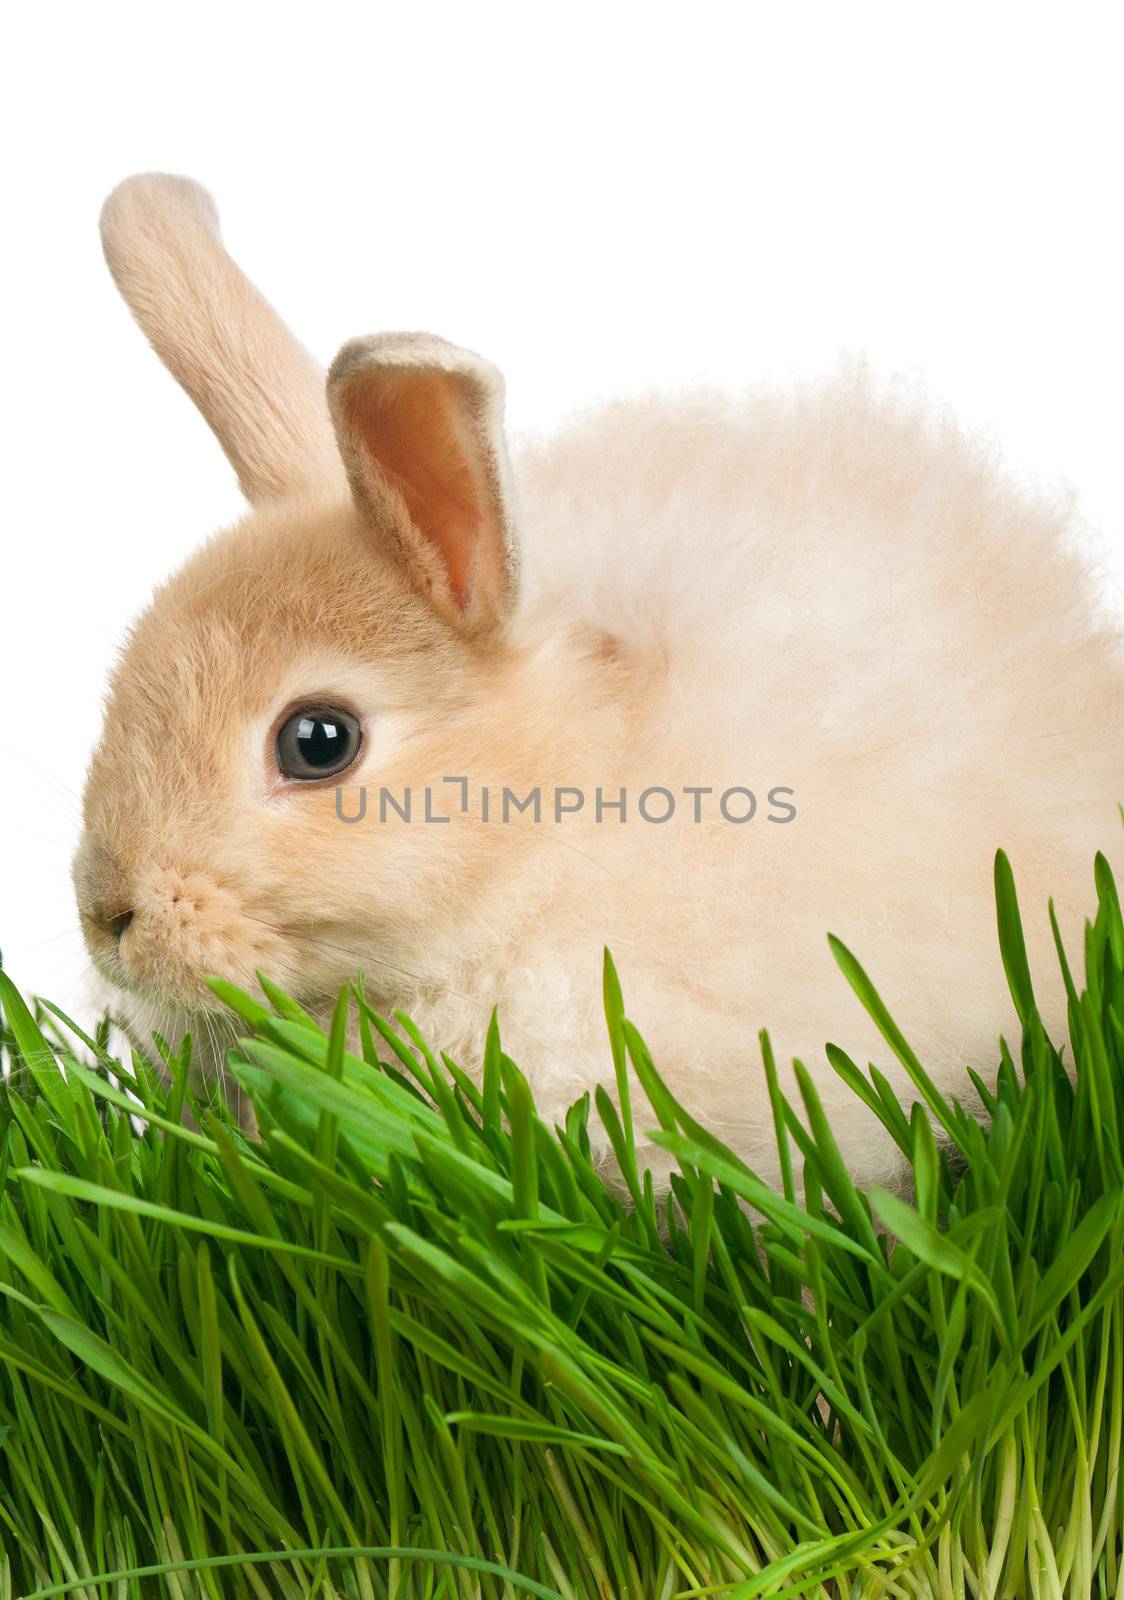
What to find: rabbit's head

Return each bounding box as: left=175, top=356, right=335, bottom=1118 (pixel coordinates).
left=75, top=176, right=612, bottom=1021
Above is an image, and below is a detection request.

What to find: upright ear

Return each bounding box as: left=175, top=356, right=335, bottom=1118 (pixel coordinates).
left=327, top=334, right=520, bottom=638
left=100, top=174, right=342, bottom=504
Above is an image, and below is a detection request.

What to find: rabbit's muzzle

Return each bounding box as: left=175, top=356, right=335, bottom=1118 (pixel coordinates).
left=75, top=843, right=284, bottom=1006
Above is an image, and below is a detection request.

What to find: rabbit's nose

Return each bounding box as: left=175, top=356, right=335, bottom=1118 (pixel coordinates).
left=84, top=902, right=135, bottom=943
left=73, top=836, right=134, bottom=942
left=103, top=908, right=135, bottom=941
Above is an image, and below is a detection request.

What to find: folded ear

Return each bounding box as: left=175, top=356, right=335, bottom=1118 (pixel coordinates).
left=100, top=173, right=342, bottom=504
left=327, top=334, right=520, bottom=637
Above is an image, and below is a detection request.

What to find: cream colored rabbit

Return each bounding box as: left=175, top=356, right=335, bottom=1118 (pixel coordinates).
left=75, top=172, right=1123, bottom=1191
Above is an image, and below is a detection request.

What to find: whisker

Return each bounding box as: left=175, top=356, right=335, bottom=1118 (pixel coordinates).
left=238, top=911, right=437, bottom=994
left=7, top=755, right=86, bottom=819
left=39, top=927, right=89, bottom=948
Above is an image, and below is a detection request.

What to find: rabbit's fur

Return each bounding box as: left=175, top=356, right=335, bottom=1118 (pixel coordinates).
left=76, top=173, right=1124, bottom=1191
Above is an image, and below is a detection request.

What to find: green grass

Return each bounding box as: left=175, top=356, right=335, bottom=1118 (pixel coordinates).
left=1, top=848, right=1123, bottom=1598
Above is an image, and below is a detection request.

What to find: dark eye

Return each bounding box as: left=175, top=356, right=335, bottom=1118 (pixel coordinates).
left=275, top=708, right=362, bottom=781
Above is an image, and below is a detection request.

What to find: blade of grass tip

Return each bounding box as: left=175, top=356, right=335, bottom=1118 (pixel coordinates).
left=529, top=1115, right=586, bottom=1221
left=966, top=1065, right=998, bottom=1118
left=594, top=1085, right=662, bottom=1251
left=1094, top=852, right=1124, bottom=971
left=481, top=1008, right=504, bottom=1145
left=994, top=848, right=1036, bottom=1029
left=15, top=1167, right=360, bottom=1273
left=827, top=935, right=963, bottom=1147
left=649, top=1129, right=872, bottom=1261
left=350, top=974, right=382, bottom=1071
left=868, top=1188, right=1007, bottom=1344
left=255, top=972, right=322, bottom=1031
left=910, top=1102, right=939, bottom=1224
left=689, top=1168, right=714, bottom=1319
left=441, top=1051, right=485, bottom=1116
left=392, top=1010, right=477, bottom=1157
left=0, top=970, right=70, bottom=1120
left=164, top=1030, right=193, bottom=1130
left=1078, top=987, right=1123, bottom=1186
left=204, top=976, right=276, bottom=1033
left=868, top=1061, right=931, bottom=1157
left=559, top=1220, right=621, bottom=1331
left=792, top=1060, right=880, bottom=1256
left=1048, top=897, right=1083, bottom=1061
left=602, top=948, right=633, bottom=1152
left=620, top=1017, right=746, bottom=1169
left=34, top=1000, right=137, bottom=1095
left=760, top=1032, right=796, bottom=1206
left=824, top=1041, right=914, bottom=1156
left=357, top=998, right=454, bottom=1126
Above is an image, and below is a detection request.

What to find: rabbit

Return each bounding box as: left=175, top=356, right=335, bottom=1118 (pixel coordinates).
left=74, top=171, right=1124, bottom=1194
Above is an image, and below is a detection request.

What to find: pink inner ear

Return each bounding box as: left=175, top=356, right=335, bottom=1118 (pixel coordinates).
left=344, top=371, right=490, bottom=609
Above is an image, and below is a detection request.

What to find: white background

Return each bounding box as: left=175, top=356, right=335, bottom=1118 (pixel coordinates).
left=2, top=2, right=1121, bottom=1013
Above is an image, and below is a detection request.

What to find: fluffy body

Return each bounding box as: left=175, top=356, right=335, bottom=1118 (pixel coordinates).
left=77, top=176, right=1124, bottom=1192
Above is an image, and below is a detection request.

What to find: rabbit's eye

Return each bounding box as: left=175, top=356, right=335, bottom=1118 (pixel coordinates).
left=275, top=708, right=362, bottom=781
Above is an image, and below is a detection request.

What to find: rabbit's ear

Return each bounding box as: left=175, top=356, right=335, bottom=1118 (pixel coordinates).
left=328, top=334, right=520, bottom=637
left=100, top=174, right=342, bottom=504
